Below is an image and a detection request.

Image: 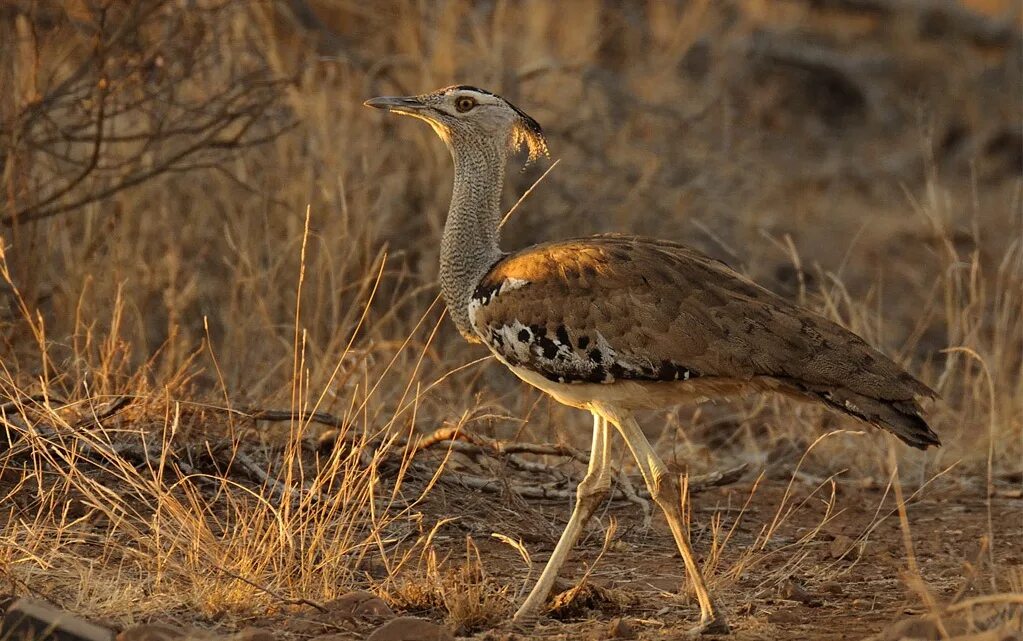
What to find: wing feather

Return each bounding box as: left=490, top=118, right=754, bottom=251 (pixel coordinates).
left=469, top=234, right=939, bottom=447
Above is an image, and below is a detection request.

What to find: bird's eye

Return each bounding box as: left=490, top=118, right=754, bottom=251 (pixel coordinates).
left=455, top=96, right=476, bottom=113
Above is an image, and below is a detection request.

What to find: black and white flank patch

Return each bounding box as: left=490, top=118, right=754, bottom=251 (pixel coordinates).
left=468, top=278, right=699, bottom=385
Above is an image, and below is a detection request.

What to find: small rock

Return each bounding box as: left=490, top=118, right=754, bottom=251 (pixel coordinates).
left=778, top=579, right=821, bottom=607
left=829, top=534, right=855, bottom=560
left=322, top=591, right=394, bottom=622
left=337, top=592, right=392, bottom=617
left=820, top=580, right=843, bottom=595
left=355, top=599, right=394, bottom=619
left=365, top=617, right=454, bottom=641
left=3, top=598, right=114, bottom=641
left=607, top=617, right=637, bottom=639
left=116, top=624, right=187, bottom=641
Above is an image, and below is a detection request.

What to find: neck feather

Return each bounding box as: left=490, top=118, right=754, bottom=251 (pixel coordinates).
left=440, top=141, right=506, bottom=339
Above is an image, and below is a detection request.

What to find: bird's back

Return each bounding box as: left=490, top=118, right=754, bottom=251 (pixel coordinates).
left=469, top=234, right=939, bottom=448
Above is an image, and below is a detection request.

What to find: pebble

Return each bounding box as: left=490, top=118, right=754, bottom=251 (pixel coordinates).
left=607, top=617, right=637, bottom=639
left=322, top=591, right=394, bottom=622
left=829, top=534, right=855, bottom=559
left=3, top=598, right=113, bottom=641
left=778, top=578, right=821, bottom=607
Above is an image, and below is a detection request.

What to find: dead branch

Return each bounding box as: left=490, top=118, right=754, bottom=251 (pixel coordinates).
left=244, top=409, right=747, bottom=501
left=410, top=424, right=746, bottom=493
left=415, top=425, right=585, bottom=460
left=0, top=396, right=747, bottom=518
left=614, top=471, right=651, bottom=526
left=430, top=463, right=748, bottom=505
left=108, top=440, right=201, bottom=481
left=75, top=396, right=135, bottom=429
left=230, top=449, right=300, bottom=500
left=0, top=413, right=203, bottom=482
left=1, top=1, right=295, bottom=227
left=242, top=407, right=345, bottom=428
left=0, top=394, right=68, bottom=414
left=435, top=468, right=577, bottom=500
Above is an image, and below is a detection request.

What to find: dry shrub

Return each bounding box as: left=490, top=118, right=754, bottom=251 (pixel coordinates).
left=386, top=535, right=509, bottom=634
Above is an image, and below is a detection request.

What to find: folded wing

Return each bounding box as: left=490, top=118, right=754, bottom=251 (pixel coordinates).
left=470, top=234, right=939, bottom=449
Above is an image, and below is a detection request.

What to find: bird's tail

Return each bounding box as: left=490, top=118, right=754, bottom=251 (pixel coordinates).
left=811, top=387, right=941, bottom=450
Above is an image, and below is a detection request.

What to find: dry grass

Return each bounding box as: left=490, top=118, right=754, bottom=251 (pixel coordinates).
left=0, top=1, right=1020, bottom=638
left=386, top=533, right=511, bottom=633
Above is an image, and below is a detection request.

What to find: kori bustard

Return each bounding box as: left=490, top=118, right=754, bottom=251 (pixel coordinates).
left=365, top=85, right=939, bottom=633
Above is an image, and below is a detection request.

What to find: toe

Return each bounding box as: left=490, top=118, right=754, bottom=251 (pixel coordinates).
left=686, top=616, right=730, bottom=637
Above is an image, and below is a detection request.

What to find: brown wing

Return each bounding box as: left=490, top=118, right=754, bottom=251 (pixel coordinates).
left=470, top=234, right=939, bottom=448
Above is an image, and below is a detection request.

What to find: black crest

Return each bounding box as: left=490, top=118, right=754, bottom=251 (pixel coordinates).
left=449, top=85, right=549, bottom=163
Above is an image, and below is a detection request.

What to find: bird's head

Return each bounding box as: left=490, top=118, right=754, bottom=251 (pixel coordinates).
left=364, top=85, right=548, bottom=164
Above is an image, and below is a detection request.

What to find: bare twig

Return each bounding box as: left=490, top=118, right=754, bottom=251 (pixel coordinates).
left=614, top=470, right=652, bottom=526
left=0, top=394, right=69, bottom=414
left=440, top=471, right=575, bottom=500
left=2, top=2, right=294, bottom=227
left=411, top=424, right=747, bottom=495
left=2, top=397, right=745, bottom=516
left=242, top=407, right=345, bottom=428
left=230, top=449, right=303, bottom=501
left=76, top=395, right=135, bottom=428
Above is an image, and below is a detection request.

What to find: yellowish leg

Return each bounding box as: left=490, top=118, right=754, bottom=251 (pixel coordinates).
left=596, top=403, right=729, bottom=634
left=513, top=413, right=612, bottom=622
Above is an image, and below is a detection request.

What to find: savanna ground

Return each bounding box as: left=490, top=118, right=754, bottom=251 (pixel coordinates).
left=0, top=1, right=1021, bottom=639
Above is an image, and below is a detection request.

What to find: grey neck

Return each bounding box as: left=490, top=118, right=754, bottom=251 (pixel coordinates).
left=440, top=141, right=506, bottom=339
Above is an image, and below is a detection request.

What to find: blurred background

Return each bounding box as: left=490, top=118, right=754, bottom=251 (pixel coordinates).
left=0, top=0, right=1021, bottom=631
left=0, top=0, right=1020, bottom=472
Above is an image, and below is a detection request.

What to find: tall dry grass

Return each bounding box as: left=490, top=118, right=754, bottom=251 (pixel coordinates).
left=0, top=0, right=1019, bottom=627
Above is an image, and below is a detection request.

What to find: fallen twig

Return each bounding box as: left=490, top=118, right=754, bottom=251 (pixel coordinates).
left=241, top=407, right=344, bottom=428
left=3, top=400, right=747, bottom=515
left=614, top=471, right=651, bottom=526
left=411, top=424, right=747, bottom=494
left=76, top=396, right=135, bottom=428
left=0, top=395, right=69, bottom=415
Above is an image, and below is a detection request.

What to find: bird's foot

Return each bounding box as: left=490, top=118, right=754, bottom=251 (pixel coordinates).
left=685, top=616, right=730, bottom=636
left=509, top=610, right=540, bottom=632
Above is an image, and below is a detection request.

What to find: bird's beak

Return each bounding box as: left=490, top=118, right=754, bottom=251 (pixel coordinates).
left=363, top=95, right=427, bottom=116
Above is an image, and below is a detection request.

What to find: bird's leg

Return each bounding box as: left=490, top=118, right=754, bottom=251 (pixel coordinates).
left=601, top=407, right=729, bottom=635
left=513, top=413, right=612, bottom=622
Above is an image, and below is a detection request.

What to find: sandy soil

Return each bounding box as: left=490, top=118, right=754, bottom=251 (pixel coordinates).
left=243, top=473, right=1023, bottom=640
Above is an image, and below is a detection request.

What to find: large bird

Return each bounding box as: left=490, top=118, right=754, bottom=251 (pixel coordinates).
left=365, top=85, right=938, bottom=634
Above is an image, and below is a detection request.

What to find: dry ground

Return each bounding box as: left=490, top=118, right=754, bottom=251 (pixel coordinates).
left=0, top=1, right=1021, bottom=640
left=365, top=475, right=1023, bottom=640
left=250, top=444, right=1023, bottom=640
